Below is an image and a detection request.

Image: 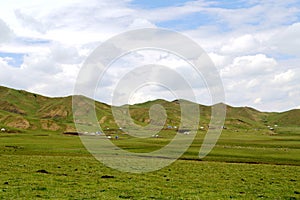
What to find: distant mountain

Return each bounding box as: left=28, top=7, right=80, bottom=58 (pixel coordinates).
left=0, top=86, right=298, bottom=133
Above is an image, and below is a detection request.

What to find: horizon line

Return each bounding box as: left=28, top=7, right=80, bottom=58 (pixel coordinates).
left=0, top=84, right=298, bottom=113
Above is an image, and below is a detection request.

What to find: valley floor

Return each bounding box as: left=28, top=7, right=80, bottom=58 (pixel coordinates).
left=0, top=130, right=299, bottom=199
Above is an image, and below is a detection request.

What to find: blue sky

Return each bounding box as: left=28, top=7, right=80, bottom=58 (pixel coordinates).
left=0, top=0, right=299, bottom=111
left=157, top=12, right=218, bottom=31
left=0, top=52, right=24, bottom=67
left=131, top=0, right=254, bottom=9
left=131, top=0, right=189, bottom=9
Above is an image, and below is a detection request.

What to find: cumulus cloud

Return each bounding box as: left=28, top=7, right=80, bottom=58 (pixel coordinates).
left=218, top=52, right=300, bottom=111
left=208, top=52, right=230, bottom=68
left=210, top=0, right=300, bottom=30
left=254, top=97, right=262, bottom=104
left=0, top=41, right=81, bottom=97
left=221, top=54, right=277, bottom=78
left=0, top=0, right=299, bottom=111
left=273, top=69, right=295, bottom=84
left=220, top=34, right=260, bottom=55
left=246, top=79, right=259, bottom=89
left=0, top=19, right=14, bottom=43
left=135, top=0, right=210, bottom=23
left=93, top=49, right=209, bottom=105
left=271, top=22, right=300, bottom=56
left=50, top=43, right=82, bottom=64
left=0, top=57, right=80, bottom=97
left=14, top=9, right=48, bottom=34
left=128, top=18, right=156, bottom=29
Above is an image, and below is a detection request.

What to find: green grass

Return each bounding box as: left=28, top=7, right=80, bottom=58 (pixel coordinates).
left=0, top=86, right=300, bottom=199
left=0, top=130, right=299, bottom=199
left=0, top=155, right=299, bottom=199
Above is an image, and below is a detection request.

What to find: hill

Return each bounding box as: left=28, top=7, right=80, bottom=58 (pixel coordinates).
left=0, top=85, right=298, bottom=133
left=266, top=109, right=300, bottom=127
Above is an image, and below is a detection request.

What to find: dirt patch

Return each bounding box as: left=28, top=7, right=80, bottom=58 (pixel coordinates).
left=40, top=119, right=61, bottom=131
left=64, top=124, right=76, bottom=132
left=41, top=106, right=68, bottom=118
left=99, top=116, right=107, bottom=124
left=0, top=100, right=26, bottom=115
left=4, top=116, right=30, bottom=129
left=144, top=118, right=150, bottom=123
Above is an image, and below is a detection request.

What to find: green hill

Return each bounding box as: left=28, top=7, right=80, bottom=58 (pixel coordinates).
left=0, top=85, right=299, bottom=133
left=266, top=109, right=300, bottom=127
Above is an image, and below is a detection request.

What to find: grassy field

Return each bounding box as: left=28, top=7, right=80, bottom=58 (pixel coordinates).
left=0, top=86, right=299, bottom=199
left=0, top=130, right=299, bottom=199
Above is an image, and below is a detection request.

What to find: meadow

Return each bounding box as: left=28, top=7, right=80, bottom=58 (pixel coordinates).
left=0, top=129, right=299, bottom=199
left=0, top=86, right=299, bottom=199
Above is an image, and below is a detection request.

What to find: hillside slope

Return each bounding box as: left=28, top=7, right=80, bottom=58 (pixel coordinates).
left=0, top=86, right=298, bottom=133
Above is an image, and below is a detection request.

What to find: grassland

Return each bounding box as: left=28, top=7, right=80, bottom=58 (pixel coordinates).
left=0, top=129, right=299, bottom=199
left=0, top=86, right=299, bottom=199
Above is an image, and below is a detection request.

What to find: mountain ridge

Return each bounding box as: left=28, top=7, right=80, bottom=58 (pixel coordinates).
left=0, top=85, right=299, bottom=133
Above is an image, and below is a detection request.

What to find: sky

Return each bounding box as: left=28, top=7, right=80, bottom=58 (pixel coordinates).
left=0, top=0, right=300, bottom=111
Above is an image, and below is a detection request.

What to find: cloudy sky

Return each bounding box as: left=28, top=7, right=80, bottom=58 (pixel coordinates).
left=0, top=0, right=299, bottom=111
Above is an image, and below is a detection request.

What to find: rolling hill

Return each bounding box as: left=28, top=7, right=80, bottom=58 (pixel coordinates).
left=0, top=85, right=298, bottom=133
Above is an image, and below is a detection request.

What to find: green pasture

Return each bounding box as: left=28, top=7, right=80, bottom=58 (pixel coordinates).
left=0, top=129, right=299, bottom=199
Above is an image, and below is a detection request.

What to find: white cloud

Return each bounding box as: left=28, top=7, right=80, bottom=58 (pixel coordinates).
left=220, top=34, right=260, bottom=55
left=14, top=9, right=48, bottom=34
left=0, top=0, right=299, bottom=111
left=50, top=42, right=82, bottom=64
left=273, top=69, right=295, bottom=84
left=221, top=54, right=277, bottom=78
left=0, top=19, right=14, bottom=43
left=271, top=22, right=300, bottom=56
left=254, top=97, right=262, bottom=104
left=135, top=0, right=210, bottom=23
left=0, top=42, right=81, bottom=97
left=128, top=85, right=176, bottom=105
left=93, top=49, right=209, bottom=105
left=246, top=79, right=259, bottom=88
left=210, top=0, right=299, bottom=30
left=208, top=52, right=230, bottom=68
left=128, top=18, right=156, bottom=29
